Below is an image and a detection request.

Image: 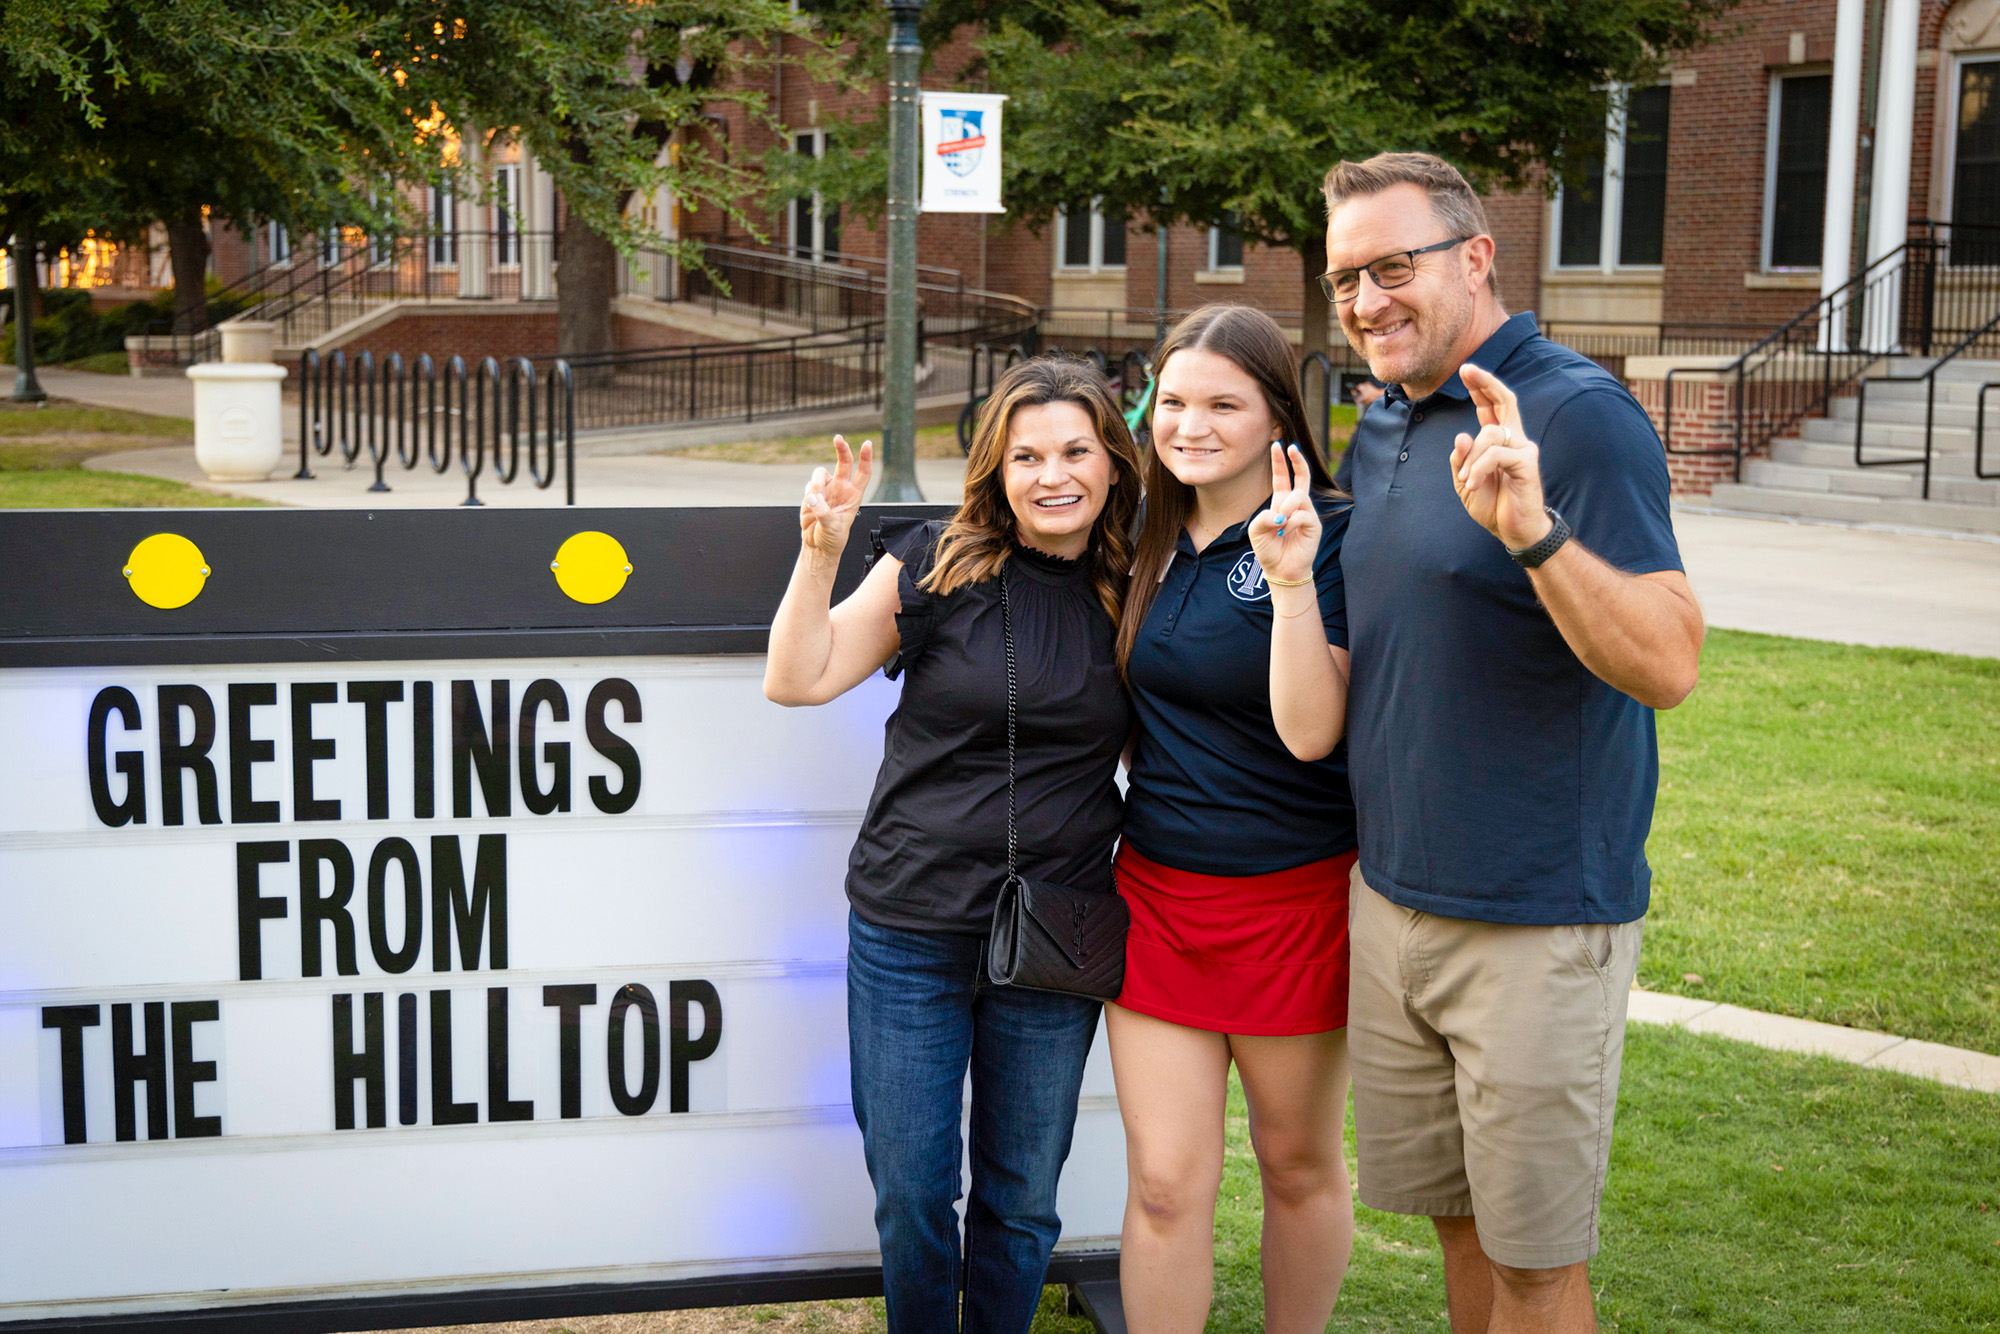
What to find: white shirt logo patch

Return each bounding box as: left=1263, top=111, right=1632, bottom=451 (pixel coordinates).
left=1228, top=551, right=1272, bottom=603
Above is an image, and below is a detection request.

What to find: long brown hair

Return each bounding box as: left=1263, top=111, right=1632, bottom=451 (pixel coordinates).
left=923, top=354, right=1145, bottom=625
left=1115, top=304, right=1339, bottom=674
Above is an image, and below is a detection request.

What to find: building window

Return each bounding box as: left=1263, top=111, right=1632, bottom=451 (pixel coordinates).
left=493, top=164, right=522, bottom=267
left=1553, top=85, right=1671, bottom=271
left=1209, top=212, right=1244, bottom=270
left=1951, top=56, right=2000, bottom=264
left=1057, top=200, right=1126, bottom=271
left=790, top=131, right=841, bottom=262
left=319, top=229, right=340, bottom=269
left=1765, top=71, right=1831, bottom=270
left=266, top=221, right=290, bottom=266
left=429, top=183, right=457, bottom=266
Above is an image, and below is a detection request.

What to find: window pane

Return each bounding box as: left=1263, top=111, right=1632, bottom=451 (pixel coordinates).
left=1215, top=210, right=1243, bottom=268
left=1062, top=205, right=1092, bottom=267
left=1771, top=74, right=1831, bottom=268
left=1618, top=86, right=1670, bottom=266
left=1558, top=157, right=1604, bottom=267
left=823, top=205, right=840, bottom=258
left=1099, top=204, right=1127, bottom=267
left=1954, top=62, right=2000, bottom=264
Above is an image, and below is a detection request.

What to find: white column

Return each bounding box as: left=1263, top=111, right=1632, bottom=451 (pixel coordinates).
left=1864, top=0, right=1921, bottom=351
left=521, top=146, right=556, bottom=301
left=650, top=184, right=677, bottom=300
left=1819, top=0, right=1866, bottom=350
left=456, top=127, right=490, bottom=299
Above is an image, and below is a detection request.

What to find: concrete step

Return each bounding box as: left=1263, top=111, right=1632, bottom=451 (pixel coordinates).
left=1797, top=416, right=1984, bottom=451
left=1742, top=458, right=2000, bottom=505
left=1825, top=396, right=1993, bottom=428
left=1704, top=482, right=2000, bottom=533
left=1768, top=436, right=1995, bottom=479
left=1882, top=355, right=2000, bottom=380
left=1839, top=376, right=2000, bottom=408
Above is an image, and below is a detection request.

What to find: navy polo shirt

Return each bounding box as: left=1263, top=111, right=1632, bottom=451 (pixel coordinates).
left=1123, top=495, right=1358, bottom=876
left=1342, top=312, right=1682, bottom=925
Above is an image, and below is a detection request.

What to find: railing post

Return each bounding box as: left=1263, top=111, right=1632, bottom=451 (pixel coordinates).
left=295, top=348, right=319, bottom=479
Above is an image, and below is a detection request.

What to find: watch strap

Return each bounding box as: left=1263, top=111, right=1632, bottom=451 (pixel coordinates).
left=1508, top=506, right=1571, bottom=568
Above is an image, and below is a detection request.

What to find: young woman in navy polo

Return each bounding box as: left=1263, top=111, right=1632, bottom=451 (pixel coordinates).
left=1110, top=306, right=1358, bottom=1332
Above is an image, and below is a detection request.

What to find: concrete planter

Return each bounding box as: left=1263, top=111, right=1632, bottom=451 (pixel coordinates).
left=186, top=362, right=287, bottom=482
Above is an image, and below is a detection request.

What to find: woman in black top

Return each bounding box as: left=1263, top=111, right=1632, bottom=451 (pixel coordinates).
left=764, top=357, right=1144, bottom=1334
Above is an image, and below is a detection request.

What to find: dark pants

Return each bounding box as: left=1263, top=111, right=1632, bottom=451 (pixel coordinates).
left=846, top=910, right=1101, bottom=1334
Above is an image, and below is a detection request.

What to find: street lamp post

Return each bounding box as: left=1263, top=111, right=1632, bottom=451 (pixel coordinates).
left=876, top=0, right=925, bottom=502
left=10, top=223, right=47, bottom=404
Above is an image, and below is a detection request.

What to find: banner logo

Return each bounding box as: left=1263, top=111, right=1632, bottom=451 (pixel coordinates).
left=936, top=108, right=985, bottom=177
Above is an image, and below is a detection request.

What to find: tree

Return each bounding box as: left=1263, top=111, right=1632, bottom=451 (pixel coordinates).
left=789, top=0, right=1738, bottom=353
left=394, top=3, right=825, bottom=356
left=1, top=0, right=822, bottom=361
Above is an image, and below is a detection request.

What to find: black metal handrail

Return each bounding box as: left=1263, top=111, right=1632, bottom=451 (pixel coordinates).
left=296, top=347, right=574, bottom=506
left=1845, top=220, right=2000, bottom=498
left=1974, top=385, right=2000, bottom=485
left=555, top=286, right=1036, bottom=434
left=1661, top=240, right=1918, bottom=481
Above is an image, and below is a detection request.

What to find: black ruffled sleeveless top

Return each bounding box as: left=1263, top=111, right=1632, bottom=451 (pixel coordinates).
left=845, top=518, right=1131, bottom=934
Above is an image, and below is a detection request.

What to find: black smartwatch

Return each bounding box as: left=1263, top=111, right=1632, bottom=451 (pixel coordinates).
left=1507, top=506, right=1571, bottom=569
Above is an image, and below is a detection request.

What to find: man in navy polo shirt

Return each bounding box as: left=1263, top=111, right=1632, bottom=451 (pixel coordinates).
left=1325, top=152, right=1704, bottom=1334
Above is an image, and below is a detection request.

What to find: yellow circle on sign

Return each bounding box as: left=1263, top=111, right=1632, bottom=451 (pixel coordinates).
left=123, top=533, right=210, bottom=609
left=550, top=531, right=631, bottom=604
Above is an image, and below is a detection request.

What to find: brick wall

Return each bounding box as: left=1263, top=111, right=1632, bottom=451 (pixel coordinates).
left=1482, top=177, right=1545, bottom=315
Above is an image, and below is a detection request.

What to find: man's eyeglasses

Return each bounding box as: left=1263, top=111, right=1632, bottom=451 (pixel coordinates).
left=1320, top=237, right=1471, bottom=305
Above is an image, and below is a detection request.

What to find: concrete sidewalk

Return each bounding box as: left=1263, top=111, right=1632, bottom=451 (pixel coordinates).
left=1673, top=507, right=2000, bottom=658
left=1627, top=989, right=1999, bottom=1093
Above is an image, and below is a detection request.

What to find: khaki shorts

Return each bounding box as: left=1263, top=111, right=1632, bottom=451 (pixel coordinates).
left=1347, top=866, right=1642, bottom=1270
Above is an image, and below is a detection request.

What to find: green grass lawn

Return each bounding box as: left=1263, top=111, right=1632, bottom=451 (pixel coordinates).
left=1644, top=630, right=2000, bottom=1054
left=1180, top=1026, right=2000, bottom=1334
left=0, top=399, right=260, bottom=507
left=670, top=423, right=964, bottom=465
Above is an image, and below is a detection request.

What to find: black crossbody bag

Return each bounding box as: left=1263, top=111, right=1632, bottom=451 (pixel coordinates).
left=984, top=567, right=1130, bottom=1000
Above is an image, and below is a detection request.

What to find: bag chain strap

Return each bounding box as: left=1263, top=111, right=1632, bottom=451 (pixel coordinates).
left=1002, top=566, right=1018, bottom=883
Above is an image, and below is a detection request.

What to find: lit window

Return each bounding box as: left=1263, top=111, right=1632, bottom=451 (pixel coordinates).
left=266, top=221, right=291, bottom=266
left=493, top=164, right=522, bottom=267
left=430, top=183, right=457, bottom=266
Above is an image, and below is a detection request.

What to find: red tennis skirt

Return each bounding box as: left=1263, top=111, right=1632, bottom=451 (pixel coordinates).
left=1114, top=843, right=1356, bottom=1036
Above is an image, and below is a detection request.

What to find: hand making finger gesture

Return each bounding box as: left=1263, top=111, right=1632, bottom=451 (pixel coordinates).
left=800, top=435, right=873, bottom=565
left=1247, top=443, right=1321, bottom=589
left=1450, top=363, right=1552, bottom=551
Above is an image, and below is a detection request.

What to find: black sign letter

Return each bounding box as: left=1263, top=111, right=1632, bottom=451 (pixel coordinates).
left=670, top=980, right=724, bottom=1114
left=542, top=984, right=598, bottom=1119
left=157, top=685, right=220, bottom=826
left=367, top=837, right=424, bottom=974
left=88, top=687, right=146, bottom=827
left=171, top=1000, right=222, bottom=1138
left=430, top=834, right=507, bottom=972
left=452, top=679, right=511, bottom=818
left=606, top=983, right=660, bottom=1116
left=236, top=841, right=291, bottom=980
left=346, top=681, right=404, bottom=820
left=518, top=679, right=571, bottom=815
left=111, top=1001, right=168, bottom=1142
left=332, top=993, right=386, bottom=1130
left=290, top=682, right=341, bottom=821
left=430, top=990, right=479, bottom=1125
left=41, top=1005, right=99, bottom=1144
left=228, top=683, right=280, bottom=824
left=585, top=679, right=642, bottom=814
left=300, top=839, right=358, bottom=977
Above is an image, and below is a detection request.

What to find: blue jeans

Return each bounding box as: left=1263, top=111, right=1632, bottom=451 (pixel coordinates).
left=847, top=910, right=1102, bottom=1334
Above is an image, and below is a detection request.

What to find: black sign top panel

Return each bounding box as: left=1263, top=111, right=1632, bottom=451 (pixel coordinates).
left=0, top=506, right=954, bottom=667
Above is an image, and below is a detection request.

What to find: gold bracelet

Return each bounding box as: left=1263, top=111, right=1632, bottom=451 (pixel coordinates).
left=1264, top=573, right=1313, bottom=587
left=1275, top=603, right=1319, bottom=619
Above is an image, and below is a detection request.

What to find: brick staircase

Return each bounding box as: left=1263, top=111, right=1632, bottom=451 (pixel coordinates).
left=1707, top=356, right=2000, bottom=535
